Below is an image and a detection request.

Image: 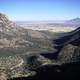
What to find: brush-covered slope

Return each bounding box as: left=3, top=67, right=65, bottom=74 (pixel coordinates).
left=0, top=13, right=54, bottom=57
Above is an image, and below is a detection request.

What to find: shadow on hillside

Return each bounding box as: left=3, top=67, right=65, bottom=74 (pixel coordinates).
left=10, top=61, right=80, bottom=80
left=11, top=27, right=80, bottom=80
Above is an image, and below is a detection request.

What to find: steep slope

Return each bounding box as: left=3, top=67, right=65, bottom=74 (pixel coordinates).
left=0, top=13, right=54, bottom=57
left=54, top=27, right=80, bottom=64
left=0, top=13, right=55, bottom=79
left=58, top=44, right=80, bottom=63
left=54, top=27, right=80, bottom=46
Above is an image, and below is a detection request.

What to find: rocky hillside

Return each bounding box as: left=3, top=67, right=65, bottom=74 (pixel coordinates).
left=42, top=26, right=80, bottom=64
left=0, top=13, right=54, bottom=57
left=0, top=13, right=55, bottom=79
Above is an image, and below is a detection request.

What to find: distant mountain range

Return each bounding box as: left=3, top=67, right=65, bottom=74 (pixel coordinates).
left=15, top=18, right=80, bottom=29
left=15, top=18, right=80, bottom=24
left=65, top=18, right=80, bottom=25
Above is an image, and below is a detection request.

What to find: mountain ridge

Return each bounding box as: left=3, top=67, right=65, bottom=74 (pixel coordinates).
left=65, top=17, right=80, bottom=25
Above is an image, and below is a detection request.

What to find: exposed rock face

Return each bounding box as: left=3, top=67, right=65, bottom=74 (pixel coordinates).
left=0, top=13, right=23, bottom=50
left=0, top=72, right=8, bottom=80
left=58, top=44, right=80, bottom=63
left=0, top=13, right=9, bottom=26
left=0, top=13, right=15, bottom=32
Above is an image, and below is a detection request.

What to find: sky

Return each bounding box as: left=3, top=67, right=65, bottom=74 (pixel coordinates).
left=0, top=0, right=80, bottom=21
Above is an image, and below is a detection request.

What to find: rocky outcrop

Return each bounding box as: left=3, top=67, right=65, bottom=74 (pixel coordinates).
left=58, top=44, right=80, bottom=63
left=56, top=27, right=80, bottom=64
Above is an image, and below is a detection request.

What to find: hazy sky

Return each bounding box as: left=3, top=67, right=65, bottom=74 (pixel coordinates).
left=0, top=0, right=80, bottom=21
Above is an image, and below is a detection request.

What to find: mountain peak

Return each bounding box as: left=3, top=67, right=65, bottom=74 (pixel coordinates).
left=0, top=13, right=8, bottom=20
left=0, top=13, right=11, bottom=28
left=0, top=13, right=6, bottom=16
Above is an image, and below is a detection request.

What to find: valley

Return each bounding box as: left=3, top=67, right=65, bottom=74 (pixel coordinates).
left=0, top=13, right=80, bottom=80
